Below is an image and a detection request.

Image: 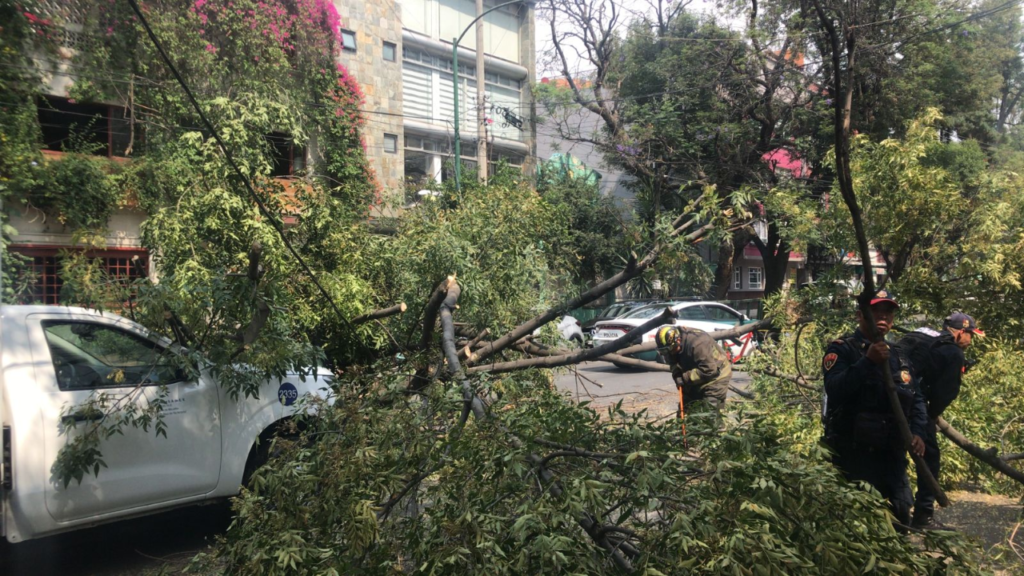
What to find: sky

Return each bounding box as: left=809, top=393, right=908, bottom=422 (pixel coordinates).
left=533, top=0, right=730, bottom=79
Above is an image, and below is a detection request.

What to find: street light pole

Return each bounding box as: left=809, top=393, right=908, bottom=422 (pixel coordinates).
left=452, top=0, right=532, bottom=193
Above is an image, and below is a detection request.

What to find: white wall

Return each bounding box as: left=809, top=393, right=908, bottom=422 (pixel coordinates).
left=401, top=0, right=521, bottom=63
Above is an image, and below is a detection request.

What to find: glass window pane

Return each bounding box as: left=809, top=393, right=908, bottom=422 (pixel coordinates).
left=677, top=306, right=707, bottom=321
left=43, top=322, right=182, bottom=390
left=384, top=134, right=398, bottom=154
left=342, top=30, right=357, bottom=52
left=383, top=41, right=396, bottom=62
left=704, top=306, right=741, bottom=326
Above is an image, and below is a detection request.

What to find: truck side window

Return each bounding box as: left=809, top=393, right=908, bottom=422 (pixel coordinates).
left=42, top=321, right=185, bottom=390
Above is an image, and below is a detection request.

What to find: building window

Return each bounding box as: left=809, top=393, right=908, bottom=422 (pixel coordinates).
left=748, top=267, right=764, bottom=290
left=9, top=247, right=149, bottom=306
left=384, top=133, right=398, bottom=154
left=38, top=95, right=136, bottom=157
left=733, top=266, right=742, bottom=290
left=341, top=29, right=357, bottom=52
left=266, top=133, right=306, bottom=177
left=383, top=41, right=396, bottom=62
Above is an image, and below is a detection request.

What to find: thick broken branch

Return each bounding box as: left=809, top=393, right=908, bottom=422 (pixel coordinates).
left=468, top=308, right=677, bottom=375
left=247, top=241, right=262, bottom=281
left=417, top=276, right=453, bottom=350
left=353, top=303, right=407, bottom=325
left=598, top=353, right=668, bottom=371
left=936, top=417, right=1024, bottom=486
left=459, top=328, right=490, bottom=360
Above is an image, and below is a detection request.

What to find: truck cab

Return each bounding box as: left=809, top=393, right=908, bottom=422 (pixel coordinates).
left=0, top=305, right=331, bottom=543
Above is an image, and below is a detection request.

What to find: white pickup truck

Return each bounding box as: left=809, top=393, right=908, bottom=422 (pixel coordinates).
left=0, top=305, right=331, bottom=543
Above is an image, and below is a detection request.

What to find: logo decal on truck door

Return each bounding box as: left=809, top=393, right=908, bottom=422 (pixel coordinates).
left=278, top=383, right=298, bottom=406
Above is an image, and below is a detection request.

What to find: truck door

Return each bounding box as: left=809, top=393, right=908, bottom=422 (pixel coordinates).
left=27, top=314, right=222, bottom=523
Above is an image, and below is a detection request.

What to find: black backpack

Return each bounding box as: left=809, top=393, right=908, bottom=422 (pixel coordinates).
left=896, top=327, right=943, bottom=392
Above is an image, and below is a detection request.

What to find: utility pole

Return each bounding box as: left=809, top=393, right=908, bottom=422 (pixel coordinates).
left=476, top=0, right=488, bottom=182
left=453, top=1, right=531, bottom=193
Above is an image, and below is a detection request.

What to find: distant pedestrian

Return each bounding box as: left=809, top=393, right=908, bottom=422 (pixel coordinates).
left=898, top=312, right=984, bottom=530
left=655, top=325, right=731, bottom=413
left=821, top=290, right=927, bottom=531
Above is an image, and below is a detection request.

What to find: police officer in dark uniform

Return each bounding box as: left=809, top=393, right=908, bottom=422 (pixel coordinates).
left=821, top=290, right=927, bottom=531
left=655, top=325, right=731, bottom=411
left=901, top=312, right=984, bottom=530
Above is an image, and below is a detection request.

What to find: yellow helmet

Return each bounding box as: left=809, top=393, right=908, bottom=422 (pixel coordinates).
left=656, top=326, right=681, bottom=351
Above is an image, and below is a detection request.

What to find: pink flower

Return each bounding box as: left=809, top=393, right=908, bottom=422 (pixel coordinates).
left=205, top=43, right=216, bottom=53
left=194, top=0, right=206, bottom=8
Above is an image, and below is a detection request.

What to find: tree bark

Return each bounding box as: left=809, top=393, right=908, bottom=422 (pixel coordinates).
left=353, top=303, right=407, bottom=325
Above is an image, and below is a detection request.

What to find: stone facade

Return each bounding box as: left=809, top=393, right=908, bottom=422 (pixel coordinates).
left=334, top=0, right=405, bottom=207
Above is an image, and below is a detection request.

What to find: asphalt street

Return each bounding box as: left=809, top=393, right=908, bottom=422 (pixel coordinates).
left=554, top=361, right=753, bottom=418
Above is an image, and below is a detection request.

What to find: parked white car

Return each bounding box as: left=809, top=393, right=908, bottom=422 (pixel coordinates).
left=0, top=305, right=332, bottom=543
left=532, top=316, right=584, bottom=345
left=590, top=301, right=757, bottom=366
left=557, top=315, right=584, bottom=344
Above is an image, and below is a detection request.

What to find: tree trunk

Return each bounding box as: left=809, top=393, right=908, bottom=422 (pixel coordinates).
left=713, top=233, right=748, bottom=299
left=753, top=222, right=791, bottom=297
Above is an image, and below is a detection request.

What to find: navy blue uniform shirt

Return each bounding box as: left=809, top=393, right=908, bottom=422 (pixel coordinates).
left=822, top=329, right=928, bottom=440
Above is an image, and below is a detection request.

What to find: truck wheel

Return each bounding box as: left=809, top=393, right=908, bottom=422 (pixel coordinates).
left=241, top=420, right=301, bottom=489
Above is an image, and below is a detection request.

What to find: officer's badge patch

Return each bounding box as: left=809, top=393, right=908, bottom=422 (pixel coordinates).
left=823, top=353, right=838, bottom=372
left=963, top=319, right=970, bottom=329
left=901, top=370, right=912, bottom=383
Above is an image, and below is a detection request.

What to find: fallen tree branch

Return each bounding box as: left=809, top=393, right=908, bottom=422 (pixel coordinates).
left=936, top=417, right=1024, bottom=486
left=1002, top=452, right=1024, bottom=462
left=597, top=353, right=668, bottom=371
left=353, top=303, right=407, bottom=325
left=435, top=279, right=639, bottom=571
left=417, top=276, right=454, bottom=350
left=469, top=220, right=715, bottom=367
left=730, top=385, right=755, bottom=400
left=459, top=328, right=490, bottom=360
left=751, top=367, right=819, bottom=392
left=467, top=309, right=677, bottom=375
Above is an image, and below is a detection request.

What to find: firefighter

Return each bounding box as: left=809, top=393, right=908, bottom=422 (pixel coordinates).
left=900, top=312, right=984, bottom=530
left=655, top=325, right=731, bottom=412
left=821, top=289, right=927, bottom=531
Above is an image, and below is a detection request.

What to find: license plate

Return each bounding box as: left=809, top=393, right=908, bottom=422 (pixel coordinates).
left=595, top=330, right=624, bottom=340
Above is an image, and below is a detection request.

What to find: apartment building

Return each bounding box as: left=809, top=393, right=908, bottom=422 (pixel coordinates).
left=338, top=0, right=536, bottom=198
left=5, top=0, right=535, bottom=304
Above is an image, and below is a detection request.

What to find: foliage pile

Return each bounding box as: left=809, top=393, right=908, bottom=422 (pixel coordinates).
left=202, top=366, right=981, bottom=575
